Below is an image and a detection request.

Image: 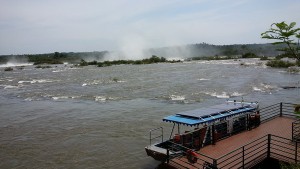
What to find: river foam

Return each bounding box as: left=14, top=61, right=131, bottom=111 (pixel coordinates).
left=18, top=79, right=56, bottom=84
left=203, top=91, right=245, bottom=98
left=0, top=62, right=33, bottom=68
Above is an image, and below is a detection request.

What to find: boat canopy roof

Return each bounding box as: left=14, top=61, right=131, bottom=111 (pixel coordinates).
left=163, top=102, right=258, bottom=126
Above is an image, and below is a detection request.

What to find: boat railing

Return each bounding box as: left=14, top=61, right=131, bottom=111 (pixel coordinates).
left=149, top=127, right=163, bottom=145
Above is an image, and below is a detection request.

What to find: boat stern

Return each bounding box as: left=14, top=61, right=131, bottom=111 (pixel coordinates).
left=145, top=144, right=168, bottom=162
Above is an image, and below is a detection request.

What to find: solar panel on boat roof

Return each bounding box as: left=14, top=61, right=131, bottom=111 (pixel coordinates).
left=210, top=103, right=249, bottom=110
left=176, top=107, right=223, bottom=118
left=176, top=103, right=252, bottom=119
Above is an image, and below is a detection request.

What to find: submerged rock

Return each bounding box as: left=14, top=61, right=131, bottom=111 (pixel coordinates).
left=281, top=86, right=300, bottom=89
left=4, top=67, right=13, bottom=71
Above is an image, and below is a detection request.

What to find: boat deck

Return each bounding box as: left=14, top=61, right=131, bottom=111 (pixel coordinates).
left=166, top=116, right=296, bottom=169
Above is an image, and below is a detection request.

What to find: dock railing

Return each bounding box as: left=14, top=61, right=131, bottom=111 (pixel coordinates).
left=213, top=102, right=300, bottom=169
left=259, top=102, right=297, bottom=122
left=166, top=134, right=300, bottom=169
left=149, top=127, right=163, bottom=145
left=216, top=135, right=268, bottom=169
left=216, top=134, right=300, bottom=169
left=292, top=119, right=300, bottom=142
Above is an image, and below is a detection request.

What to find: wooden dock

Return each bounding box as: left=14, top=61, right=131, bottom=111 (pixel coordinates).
left=165, top=116, right=297, bottom=169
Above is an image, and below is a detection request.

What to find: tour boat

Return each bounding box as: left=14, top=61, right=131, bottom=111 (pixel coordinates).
left=145, top=100, right=260, bottom=162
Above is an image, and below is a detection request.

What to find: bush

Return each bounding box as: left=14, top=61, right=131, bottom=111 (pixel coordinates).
left=266, top=60, right=295, bottom=68
left=88, top=60, right=98, bottom=65
left=242, top=52, right=257, bottom=58
left=79, top=59, right=89, bottom=66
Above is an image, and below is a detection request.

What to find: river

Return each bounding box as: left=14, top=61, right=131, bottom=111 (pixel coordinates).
left=0, top=59, right=299, bottom=168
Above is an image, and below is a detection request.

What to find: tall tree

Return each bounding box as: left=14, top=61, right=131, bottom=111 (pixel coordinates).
left=261, top=21, right=300, bottom=61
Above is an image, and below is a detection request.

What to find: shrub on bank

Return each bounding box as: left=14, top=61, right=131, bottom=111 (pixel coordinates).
left=242, top=52, right=258, bottom=58
left=266, top=60, right=296, bottom=68
left=79, top=59, right=89, bottom=66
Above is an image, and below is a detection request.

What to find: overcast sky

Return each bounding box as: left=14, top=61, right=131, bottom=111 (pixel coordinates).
left=0, top=0, right=299, bottom=55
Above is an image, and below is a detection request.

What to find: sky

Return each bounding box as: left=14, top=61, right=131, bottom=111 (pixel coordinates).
left=0, top=0, right=300, bottom=55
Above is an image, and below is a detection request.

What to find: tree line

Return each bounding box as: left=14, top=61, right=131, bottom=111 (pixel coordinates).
left=79, top=55, right=180, bottom=67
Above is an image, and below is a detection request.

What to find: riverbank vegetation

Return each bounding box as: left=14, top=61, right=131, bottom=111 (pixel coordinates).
left=187, top=52, right=261, bottom=61
left=264, top=53, right=300, bottom=68
left=266, top=60, right=298, bottom=68
left=0, top=51, right=108, bottom=65
left=79, top=55, right=178, bottom=67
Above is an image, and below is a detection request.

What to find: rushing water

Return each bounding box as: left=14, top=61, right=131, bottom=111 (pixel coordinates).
left=0, top=59, right=300, bottom=169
